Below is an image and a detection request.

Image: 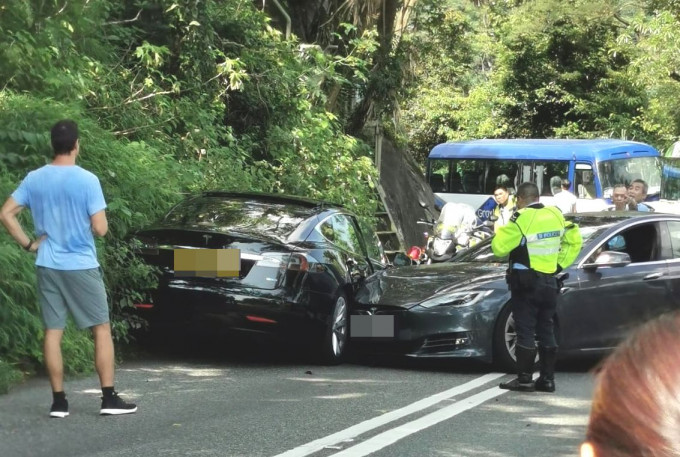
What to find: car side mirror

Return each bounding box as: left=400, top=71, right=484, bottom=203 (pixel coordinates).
left=583, top=251, right=631, bottom=270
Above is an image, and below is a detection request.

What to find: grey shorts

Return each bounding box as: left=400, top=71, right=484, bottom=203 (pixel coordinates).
left=36, top=267, right=110, bottom=329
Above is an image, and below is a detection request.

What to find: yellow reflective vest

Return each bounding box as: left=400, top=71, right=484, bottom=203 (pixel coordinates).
left=491, top=203, right=582, bottom=274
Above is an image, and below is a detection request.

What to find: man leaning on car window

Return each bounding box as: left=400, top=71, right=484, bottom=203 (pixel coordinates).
left=491, top=182, right=583, bottom=393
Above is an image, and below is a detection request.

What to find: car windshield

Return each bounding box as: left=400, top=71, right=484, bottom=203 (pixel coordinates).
left=455, top=214, right=623, bottom=263
left=162, top=196, right=311, bottom=239
left=598, top=157, right=662, bottom=198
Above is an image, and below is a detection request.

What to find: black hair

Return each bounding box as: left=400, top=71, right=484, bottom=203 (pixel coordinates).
left=516, top=182, right=539, bottom=201
left=561, top=178, right=571, bottom=189
left=50, top=120, right=79, bottom=155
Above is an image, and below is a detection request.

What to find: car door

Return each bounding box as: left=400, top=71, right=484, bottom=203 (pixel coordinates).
left=559, top=220, right=673, bottom=351
left=662, top=220, right=680, bottom=310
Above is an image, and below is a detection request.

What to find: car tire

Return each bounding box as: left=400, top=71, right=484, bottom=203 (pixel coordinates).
left=493, top=304, right=518, bottom=373
left=493, top=304, right=557, bottom=373
left=319, top=291, right=349, bottom=365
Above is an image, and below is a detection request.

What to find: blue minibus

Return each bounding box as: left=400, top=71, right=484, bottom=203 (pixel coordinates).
left=426, top=139, right=662, bottom=212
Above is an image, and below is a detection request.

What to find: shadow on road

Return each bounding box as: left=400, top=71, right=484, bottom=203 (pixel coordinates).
left=126, top=323, right=603, bottom=375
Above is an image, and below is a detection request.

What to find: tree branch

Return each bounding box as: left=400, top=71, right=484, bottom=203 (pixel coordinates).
left=124, top=90, right=175, bottom=104
left=105, top=9, right=142, bottom=26
left=613, top=13, right=630, bottom=27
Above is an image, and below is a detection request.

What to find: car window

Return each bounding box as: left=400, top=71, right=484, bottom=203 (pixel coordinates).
left=357, top=218, right=386, bottom=265
left=665, top=221, right=680, bottom=259
left=319, top=214, right=365, bottom=256
left=586, top=222, right=660, bottom=264
left=162, top=196, right=309, bottom=240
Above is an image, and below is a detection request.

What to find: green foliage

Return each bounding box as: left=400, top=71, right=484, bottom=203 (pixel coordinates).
left=615, top=9, right=680, bottom=149
left=0, top=359, right=23, bottom=394
left=0, top=0, right=380, bottom=390
left=400, top=0, right=680, bottom=162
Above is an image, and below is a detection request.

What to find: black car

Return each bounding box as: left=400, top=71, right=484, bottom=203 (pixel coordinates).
left=131, top=192, right=387, bottom=363
left=352, top=212, right=680, bottom=371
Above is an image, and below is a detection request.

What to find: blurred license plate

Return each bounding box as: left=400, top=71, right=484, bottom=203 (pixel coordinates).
left=351, top=315, right=395, bottom=338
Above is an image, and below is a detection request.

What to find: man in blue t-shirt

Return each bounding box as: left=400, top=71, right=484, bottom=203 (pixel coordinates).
left=0, top=120, right=137, bottom=418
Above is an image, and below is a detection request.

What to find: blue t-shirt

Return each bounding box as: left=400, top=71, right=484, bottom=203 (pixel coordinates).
left=12, top=165, right=107, bottom=270
left=637, top=202, right=652, bottom=212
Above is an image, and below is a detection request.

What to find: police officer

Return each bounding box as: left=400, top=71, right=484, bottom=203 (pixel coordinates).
left=491, top=182, right=582, bottom=392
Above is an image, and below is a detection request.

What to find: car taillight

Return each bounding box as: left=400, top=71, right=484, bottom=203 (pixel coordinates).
left=241, top=252, right=317, bottom=289
left=287, top=253, right=309, bottom=271
left=236, top=253, right=289, bottom=289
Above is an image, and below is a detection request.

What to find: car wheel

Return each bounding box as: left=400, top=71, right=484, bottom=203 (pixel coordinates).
left=319, top=291, right=349, bottom=365
left=493, top=304, right=552, bottom=373
left=493, top=304, right=518, bottom=373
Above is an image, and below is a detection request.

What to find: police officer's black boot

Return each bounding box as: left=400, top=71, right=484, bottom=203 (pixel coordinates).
left=499, top=345, right=536, bottom=392
left=535, top=346, right=557, bottom=392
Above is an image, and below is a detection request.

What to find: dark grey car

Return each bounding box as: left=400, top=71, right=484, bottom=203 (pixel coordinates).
left=352, top=212, right=680, bottom=371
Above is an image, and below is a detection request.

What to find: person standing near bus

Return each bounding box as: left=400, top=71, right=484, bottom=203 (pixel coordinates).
left=492, top=185, right=517, bottom=231
left=608, top=184, right=637, bottom=211
left=628, top=179, right=654, bottom=212
left=552, top=179, right=577, bottom=214
left=491, top=182, right=582, bottom=392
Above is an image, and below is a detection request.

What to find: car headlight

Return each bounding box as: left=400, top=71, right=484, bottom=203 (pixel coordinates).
left=419, top=290, right=493, bottom=308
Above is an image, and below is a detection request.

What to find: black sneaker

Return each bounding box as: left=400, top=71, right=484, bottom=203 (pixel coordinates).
left=100, top=392, right=137, bottom=415
left=49, top=398, right=69, bottom=418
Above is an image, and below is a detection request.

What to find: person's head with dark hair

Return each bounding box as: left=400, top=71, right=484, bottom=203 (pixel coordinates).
left=582, top=311, right=680, bottom=457
left=629, top=179, right=648, bottom=203
left=515, top=182, right=539, bottom=209
left=496, top=174, right=511, bottom=187
left=50, top=120, right=79, bottom=156
left=611, top=184, right=635, bottom=211
left=561, top=179, right=571, bottom=190
left=493, top=184, right=511, bottom=206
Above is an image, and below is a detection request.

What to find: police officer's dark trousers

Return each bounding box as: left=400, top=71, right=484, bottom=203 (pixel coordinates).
left=501, top=269, right=558, bottom=392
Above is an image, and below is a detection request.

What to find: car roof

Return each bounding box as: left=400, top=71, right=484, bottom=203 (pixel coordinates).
left=566, top=211, right=680, bottom=223
left=429, top=139, right=659, bottom=161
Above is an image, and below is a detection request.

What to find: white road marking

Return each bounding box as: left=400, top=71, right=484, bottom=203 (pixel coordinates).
left=329, top=386, right=507, bottom=456
left=272, top=372, right=505, bottom=457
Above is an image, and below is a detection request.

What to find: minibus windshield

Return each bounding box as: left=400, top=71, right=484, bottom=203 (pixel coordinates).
left=597, top=157, right=662, bottom=198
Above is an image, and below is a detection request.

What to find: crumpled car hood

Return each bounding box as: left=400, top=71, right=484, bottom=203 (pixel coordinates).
left=355, top=262, right=507, bottom=308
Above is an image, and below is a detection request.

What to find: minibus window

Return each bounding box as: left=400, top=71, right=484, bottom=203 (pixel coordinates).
left=598, top=157, right=662, bottom=198
left=575, top=164, right=596, bottom=199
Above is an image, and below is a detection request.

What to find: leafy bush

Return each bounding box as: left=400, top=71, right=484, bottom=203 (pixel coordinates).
left=0, top=0, right=380, bottom=392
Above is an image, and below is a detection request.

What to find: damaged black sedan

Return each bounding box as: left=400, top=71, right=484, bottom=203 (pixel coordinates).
left=352, top=212, right=680, bottom=371
left=131, top=192, right=387, bottom=363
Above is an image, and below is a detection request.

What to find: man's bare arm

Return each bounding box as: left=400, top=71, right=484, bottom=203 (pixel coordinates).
left=0, top=197, right=35, bottom=250
left=91, top=209, right=108, bottom=237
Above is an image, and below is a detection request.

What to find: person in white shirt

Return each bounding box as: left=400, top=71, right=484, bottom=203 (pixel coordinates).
left=553, top=179, right=577, bottom=214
